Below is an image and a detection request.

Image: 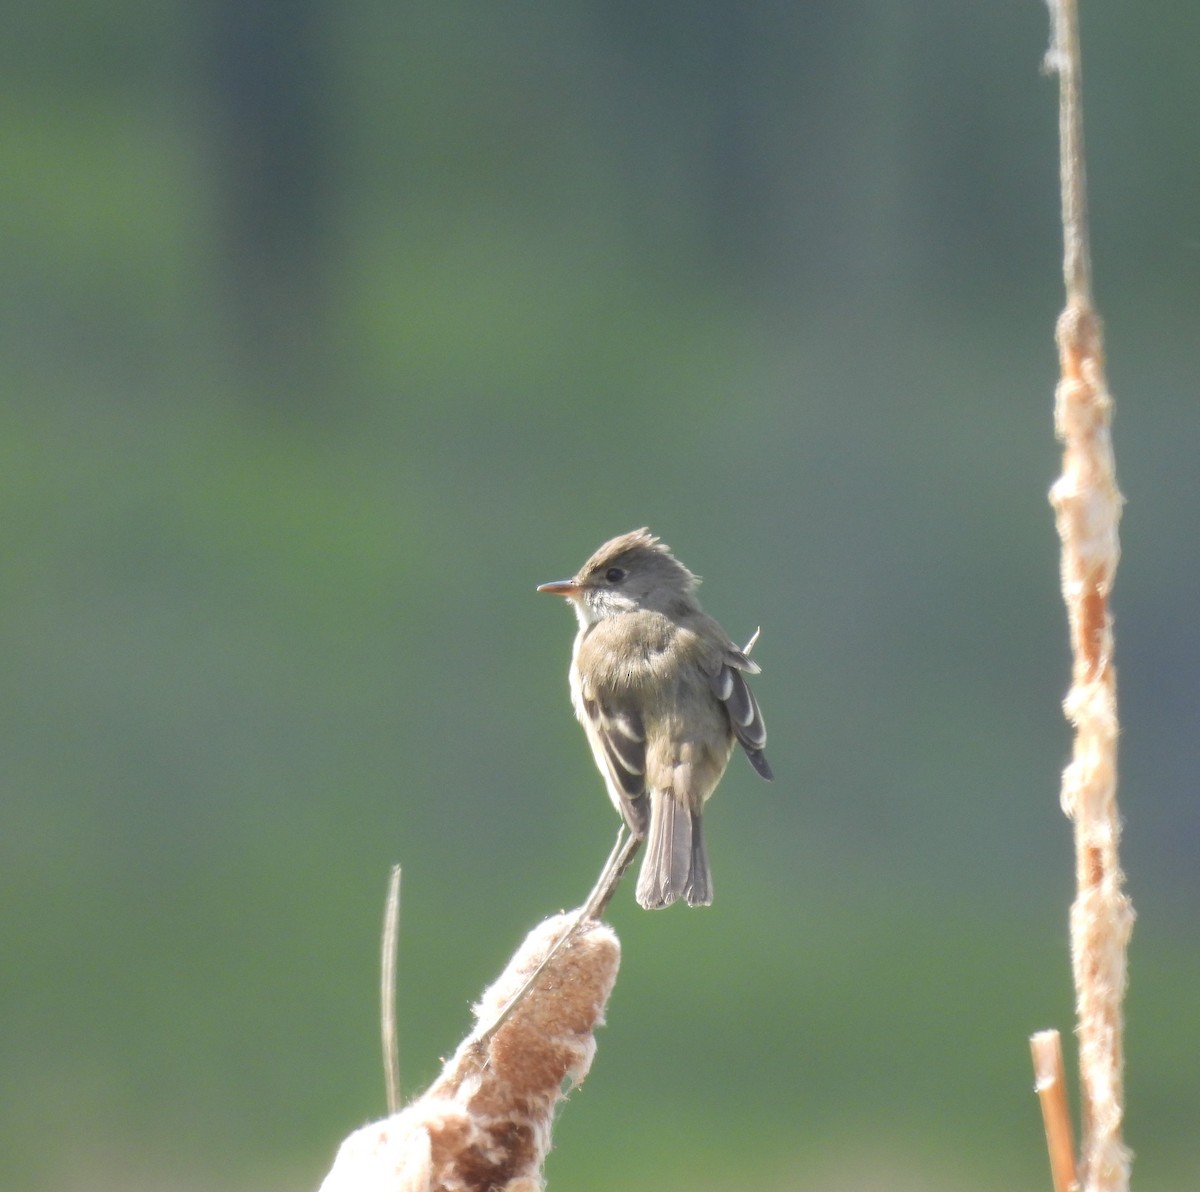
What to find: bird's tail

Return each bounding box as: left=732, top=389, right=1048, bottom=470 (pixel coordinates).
left=635, top=794, right=712, bottom=909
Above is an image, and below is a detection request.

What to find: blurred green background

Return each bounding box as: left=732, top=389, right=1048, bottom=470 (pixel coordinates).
left=3, top=3, right=1197, bottom=1190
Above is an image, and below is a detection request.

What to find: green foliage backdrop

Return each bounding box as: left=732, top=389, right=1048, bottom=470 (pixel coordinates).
left=3, top=4, right=1198, bottom=1190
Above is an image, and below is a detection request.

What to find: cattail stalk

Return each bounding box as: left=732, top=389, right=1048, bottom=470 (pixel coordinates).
left=1036, top=4, right=1135, bottom=1191
left=321, top=913, right=620, bottom=1192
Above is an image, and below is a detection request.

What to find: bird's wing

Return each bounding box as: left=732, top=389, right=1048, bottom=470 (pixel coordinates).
left=706, top=647, right=773, bottom=780
left=580, top=693, right=650, bottom=833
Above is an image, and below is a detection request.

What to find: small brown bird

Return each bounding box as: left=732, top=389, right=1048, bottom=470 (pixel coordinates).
left=538, top=529, right=772, bottom=908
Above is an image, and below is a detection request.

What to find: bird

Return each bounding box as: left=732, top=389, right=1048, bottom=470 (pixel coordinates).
left=538, top=528, right=772, bottom=909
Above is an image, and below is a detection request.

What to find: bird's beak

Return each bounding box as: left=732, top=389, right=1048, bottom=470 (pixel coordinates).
left=536, top=579, right=582, bottom=598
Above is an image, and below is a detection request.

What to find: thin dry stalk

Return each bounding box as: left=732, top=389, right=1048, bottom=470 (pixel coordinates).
left=1032, top=1030, right=1081, bottom=1192
left=381, top=864, right=403, bottom=1115
left=1039, top=3, right=1135, bottom=1191
left=474, top=824, right=639, bottom=1050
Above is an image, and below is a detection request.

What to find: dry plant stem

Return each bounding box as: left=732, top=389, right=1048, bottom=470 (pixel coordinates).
left=1042, top=4, right=1135, bottom=1191
left=1032, top=1030, right=1082, bottom=1192
left=473, top=825, right=641, bottom=1050
left=381, top=863, right=403, bottom=1115
left=580, top=823, right=644, bottom=920
left=1046, top=0, right=1091, bottom=304
left=320, top=914, right=621, bottom=1192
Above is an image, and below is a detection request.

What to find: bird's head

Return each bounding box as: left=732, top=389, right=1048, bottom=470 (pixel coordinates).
left=537, top=528, right=700, bottom=625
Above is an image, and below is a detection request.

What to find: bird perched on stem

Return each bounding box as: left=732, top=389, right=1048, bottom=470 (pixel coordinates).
left=538, top=529, right=772, bottom=909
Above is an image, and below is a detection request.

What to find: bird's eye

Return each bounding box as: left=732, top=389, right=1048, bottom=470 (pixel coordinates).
left=605, top=567, right=626, bottom=583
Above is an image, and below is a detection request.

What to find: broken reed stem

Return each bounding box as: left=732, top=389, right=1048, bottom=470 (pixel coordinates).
left=381, top=864, right=403, bottom=1115
left=1039, top=4, right=1135, bottom=1192
left=1032, top=1030, right=1081, bottom=1192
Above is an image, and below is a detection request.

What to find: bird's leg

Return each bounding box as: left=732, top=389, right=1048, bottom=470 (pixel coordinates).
left=472, top=825, right=641, bottom=1052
